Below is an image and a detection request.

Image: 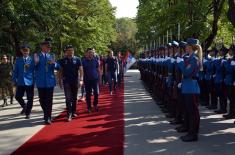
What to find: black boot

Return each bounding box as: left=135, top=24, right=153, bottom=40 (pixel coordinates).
left=2, top=99, right=7, bottom=107
left=181, top=134, right=198, bottom=142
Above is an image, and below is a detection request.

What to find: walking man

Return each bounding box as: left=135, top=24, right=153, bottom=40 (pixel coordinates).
left=105, top=50, right=119, bottom=95
left=12, top=44, right=35, bottom=119
left=82, top=48, right=99, bottom=113
left=34, top=40, right=57, bottom=125
left=58, top=45, right=83, bottom=121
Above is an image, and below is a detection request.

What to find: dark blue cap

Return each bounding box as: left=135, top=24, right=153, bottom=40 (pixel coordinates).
left=40, top=40, right=51, bottom=46
left=187, top=38, right=199, bottom=45
left=20, top=44, right=30, bottom=49
left=158, top=46, right=166, bottom=50
left=172, top=41, right=179, bottom=47
left=179, top=41, right=187, bottom=48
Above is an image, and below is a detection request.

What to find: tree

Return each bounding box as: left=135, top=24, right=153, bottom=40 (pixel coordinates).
left=227, top=0, right=235, bottom=27
left=136, top=0, right=235, bottom=50
left=0, top=0, right=117, bottom=57
left=110, top=18, right=138, bottom=55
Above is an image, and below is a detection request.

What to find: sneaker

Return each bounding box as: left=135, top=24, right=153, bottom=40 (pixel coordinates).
left=88, top=108, right=92, bottom=114
left=72, top=113, right=78, bottom=117
left=68, top=114, right=72, bottom=122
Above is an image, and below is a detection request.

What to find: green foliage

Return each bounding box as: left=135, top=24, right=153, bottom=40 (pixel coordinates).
left=136, top=0, right=235, bottom=49
left=110, top=17, right=138, bottom=55
left=0, top=0, right=117, bottom=57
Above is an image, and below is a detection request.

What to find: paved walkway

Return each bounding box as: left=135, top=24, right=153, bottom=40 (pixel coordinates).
left=1, top=70, right=235, bottom=155
left=124, top=70, right=235, bottom=155
left=0, top=87, right=66, bottom=155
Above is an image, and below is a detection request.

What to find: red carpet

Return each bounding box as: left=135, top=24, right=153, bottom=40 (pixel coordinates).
left=12, top=84, right=124, bottom=155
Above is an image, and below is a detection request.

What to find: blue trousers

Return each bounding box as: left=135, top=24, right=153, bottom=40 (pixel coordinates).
left=107, top=71, right=117, bottom=92
left=15, top=85, right=34, bottom=115
left=84, top=79, right=99, bottom=110
left=64, top=82, right=78, bottom=115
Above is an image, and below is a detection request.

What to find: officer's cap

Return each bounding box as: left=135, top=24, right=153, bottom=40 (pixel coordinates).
left=158, top=46, right=166, bottom=50
left=20, top=44, right=30, bottom=49
left=179, top=41, right=187, bottom=48
left=40, top=40, right=51, bottom=46
left=187, top=38, right=200, bottom=45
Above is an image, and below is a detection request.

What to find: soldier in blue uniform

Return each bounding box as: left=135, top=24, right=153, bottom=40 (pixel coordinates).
left=170, top=41, right=186, bottom=125
left=213, top=48, right=227, bottom=114
left=177, top=38, right=202, bottom=142
left=34, top=40, right=57, bottom=125
left=12, top=44, right=35, bottom=119
left=57, top=45, right=83, bottom=121
left=222, top=46, right=235, bottom=119
left=204, top=49, right=217, bottom=109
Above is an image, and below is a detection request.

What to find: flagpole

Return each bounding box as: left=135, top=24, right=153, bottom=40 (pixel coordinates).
left=167, top=30, right=169, bottom=44
left=178, top=23, right=181, bottom=41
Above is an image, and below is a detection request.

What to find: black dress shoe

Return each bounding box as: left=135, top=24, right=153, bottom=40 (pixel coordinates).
left=181, top=134, right=198, bottom=142
left=207, top=106, right=217, bottom=110
left=88, top=108, right=92, bottom=113
left=25, top=115, right=30, bottom=119
left=176, top=126, right=188, bottom=133
left=170, top=119, right=182, bottom=125
left=165, top=113, right=175, bottom=118
left=162, top=109, right=169, bottom=113
left=20, top=108, right=26, bottom=115
left=223, top=113, right=235, bottom=119
left=214, top=109, right=227, bottom=114
left=46, top=118, right=52, bottom=125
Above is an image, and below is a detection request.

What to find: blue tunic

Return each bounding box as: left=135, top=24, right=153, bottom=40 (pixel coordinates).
left=12, top=56, right=35, bottom=86
left=178, top=53, right=200, bottom=94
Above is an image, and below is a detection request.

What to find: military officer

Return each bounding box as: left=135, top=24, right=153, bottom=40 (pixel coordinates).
left=34, top=40, right=57, bottom=125
left=12, top=44, right=35, bottom=119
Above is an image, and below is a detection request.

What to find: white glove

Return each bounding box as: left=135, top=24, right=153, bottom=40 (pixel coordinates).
left=203, top=58, right=207, bottom=63
left=231, top=60, right=235, bottom=66
left=176, top=57, right=183, bottom=63
left=222, top=59, right=227, bottom=63
left=177, top=83, right=182, bottom=88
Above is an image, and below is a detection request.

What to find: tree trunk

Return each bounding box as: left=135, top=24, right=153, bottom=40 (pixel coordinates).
left=11, top=23, right=21, bottom=57
left=227, top=0, right=235, bottom=27
left=203, top=0, right=225, bottom=50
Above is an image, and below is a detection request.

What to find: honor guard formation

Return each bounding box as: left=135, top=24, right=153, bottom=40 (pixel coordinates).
left=138, top=38, right=235, bottom=142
